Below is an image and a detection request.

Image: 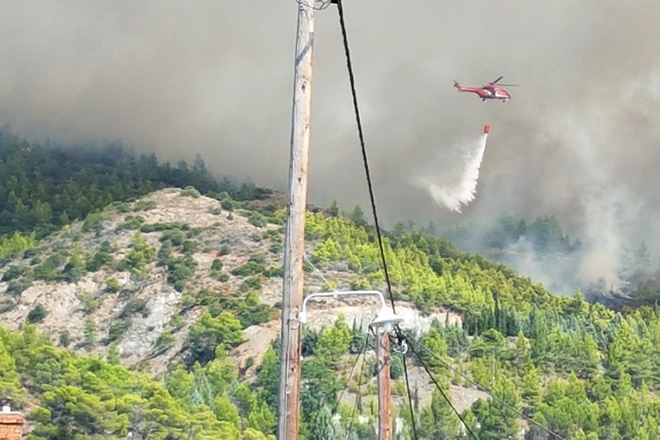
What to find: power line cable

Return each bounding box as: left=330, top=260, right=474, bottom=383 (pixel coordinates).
left=334, top=2, right=419, bottom=437
left=404, top=333, right=567, bottom=440
left=400, top=347, right=420, bottom=440
left=334, top=2, right=419, bottom=438
left=396, top=334, right=479, bottom=440
left=345, top=327, right=371, bottom=440
left=337, top=322, right=371, bottom=406
left=304, top=254, right=332, bottom=287
left=331, top=2, right=561, bottom=439
left=334, top=0, right=396, bottom=314
left=315, top=325, right=369, bottom=440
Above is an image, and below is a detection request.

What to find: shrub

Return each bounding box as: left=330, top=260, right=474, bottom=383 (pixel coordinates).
left=180, top=186, right=201, bottom=198
left=105, top=276, right=121, bottom=293
left=239, top=277, right=262, bottom=293
left=134, top=200, right=157, bottom=211
left=117, top=232, right=157, bottom=274
left=141, top=222, right=189, bottom=233
left=350, top=278, right=371, bottom=290
left=6, top=279, right=32, bottom=296
left=182, top=240, right=198, bottom=254
left=211, top=259, right=224, bottom=272
left=27, top=304, right=48, bottom=324
left=84, top=318, right=97, bottom=345
left=82, top=212, right=105, bottom=233
left=212, top=293, right=272, bottom=329
left=106, top=319, right=131, bottom=344
left=264, top=266, right=284, bottom=278
left=158, top=240, right=174, bottom=266
left=23, top=247, right=40, bottom=259
left=221, top=198, right=234, bottom=211
left=269, top=242, right=283, bottom=254
left=0, top=299, right=14, bottom=314
left=77, top=290, right=99, bottom=312
left=250, top=254, right=266, bottom=265
left=0, top=232, right=36, bottom=265
left=107, top=343, right=120, bottom=365
left=231, top=261, right=266, bottom=277
left=263, top=229, right=281, bottom=241
left=34, top=252, right=67, bottom=281
left=2, top=264, right=27, bottom=282
left=59, top=330, right=71, bottom=347
left=187, top=311, right=245, bottom=365
left=86, top=251, right=112, bottom=272
left=118, top=298, right=149, bottom=319
left=166, top=254, right=197, bottom=292
left=169, top=314, right=185, bottom=330
left=185, top=228, right=202, bottom=239
left=99, top=241, right=114, bottom=253
left=390, top=354, right=404, bottom=380
left=191, top=289, right=215, bottom=307
left=210, top=259, right=228, bottom=282
left=116, top=215, right=144, bottom=231
left=156, top=332, right=176, bottom=351
left=62, top=253, right=86, bottom=282
left=160, top=229, right=185, bottom=246
left=247, top=211, right=266, bottom=228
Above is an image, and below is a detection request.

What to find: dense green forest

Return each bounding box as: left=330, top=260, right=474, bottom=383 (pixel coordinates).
left=3, top=133, right=660, bottom=439
left=0, top=130, right=270, bottom=239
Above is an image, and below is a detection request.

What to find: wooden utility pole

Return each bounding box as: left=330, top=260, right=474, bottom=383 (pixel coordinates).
left=278, top=1, right=315, bottom=439
left=376, top=327, right=393, bottom=440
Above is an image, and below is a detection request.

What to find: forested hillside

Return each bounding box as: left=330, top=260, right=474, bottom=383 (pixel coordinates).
left=0, top=130, right=270, bottom=238
left=2, top=134, right=660, bottom=439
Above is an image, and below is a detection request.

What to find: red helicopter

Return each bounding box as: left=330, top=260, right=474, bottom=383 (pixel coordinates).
left=453, top=76, right=517, bottom=102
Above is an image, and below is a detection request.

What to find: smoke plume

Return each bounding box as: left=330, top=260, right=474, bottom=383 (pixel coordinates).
left=2, top=1, right=660, bottom=294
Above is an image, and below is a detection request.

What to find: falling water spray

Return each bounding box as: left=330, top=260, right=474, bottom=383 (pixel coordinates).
left=421, top=125, right=490, bottom=213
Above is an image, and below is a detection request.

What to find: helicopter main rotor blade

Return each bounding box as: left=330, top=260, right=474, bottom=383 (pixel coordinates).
left=490, top=76, right=504, bottom=84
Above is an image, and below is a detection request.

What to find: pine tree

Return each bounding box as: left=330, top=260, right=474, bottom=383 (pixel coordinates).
left=418, top=388, right=461, bottom=439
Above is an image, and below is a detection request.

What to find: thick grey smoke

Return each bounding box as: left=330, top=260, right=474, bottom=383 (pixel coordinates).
left=1, top=1, right=660, bottom=293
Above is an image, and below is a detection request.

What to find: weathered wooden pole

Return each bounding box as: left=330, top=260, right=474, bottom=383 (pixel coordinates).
left=278, top=0, right=315, bottom=438
left=376, top=328, right=393, bottom=440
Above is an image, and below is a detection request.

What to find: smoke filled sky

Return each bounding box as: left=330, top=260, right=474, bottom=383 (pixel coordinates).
left=2, top=1, right=660, bottom=286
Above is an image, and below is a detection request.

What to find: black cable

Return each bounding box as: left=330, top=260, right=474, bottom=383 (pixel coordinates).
left=404, top=333, right=567, bottom=440
left=400, top=334, right=479, bottom=440
left=315, top=328, right=369, bottom=440
left=335, top=2, right=420, bottom=437
left=332, top=2, right=562, bottom=439
left=400, top=345, right=419, bottom=440
left=335, top=0, right=397, bottom=315
left=337, top=327, right=370, bottom=408
left=335, top=3, right=420, bottom=438
left=345, top=329, right=371, bottom=440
